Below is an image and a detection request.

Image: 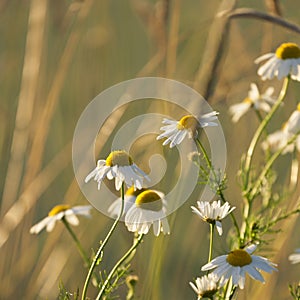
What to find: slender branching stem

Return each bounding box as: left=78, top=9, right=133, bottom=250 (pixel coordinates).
left=96, top=234, right=144, bottom=299
left=249, top=133, right=299, bottom=200
left=208, top=223, right=214, bottom=263
left=62, top=218, right=90, bottom=267
left=243, top=77, right=290, bottom=191
left=81, top=184, right=125, bottom=300
left=240, top=77, right=290, bottom=244
left=196, top=138, right=240, bottom=237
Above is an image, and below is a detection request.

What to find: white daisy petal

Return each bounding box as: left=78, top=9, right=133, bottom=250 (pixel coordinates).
left=157, top=113, right=218, bottom=148
left=255, top=43, right=300, bottom=81
left=125, top=190, right=170, bottom=236
left=202, top=246, right=277, bottom=290
left=30, top=204, right=93, bottom=234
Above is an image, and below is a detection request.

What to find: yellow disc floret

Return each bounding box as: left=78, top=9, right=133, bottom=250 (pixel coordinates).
left=48, top=204, right=71, bottom=216
left=135, top=190, right=163, bottom=211
left=226, top=249, right=252, bottom=267
left=297, top=103, right=300, bottom=112
left=177, top=115, right=199, bottom=131
left=243, top=97, right=253, bottom=104
left=125, top=186, right=147, bottom=197
left=275, top=43, right=300, bottom=60
left=106, top=150, right=133, bottom=167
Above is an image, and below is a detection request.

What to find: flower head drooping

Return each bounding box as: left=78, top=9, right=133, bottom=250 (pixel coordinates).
left=262, top=103, right=300, bottom=154
left=289, top=249, right=300, bottom=264
left=201, top=245, right=277, bottom=289
left=255, top=42, right=300, bottom=81
left=189, top=273, right=219, bottom=299
left=30, top=205, right=92, bottom=234
left=85, top=150, right=149, bottom=191
left=125, top=190, right=170, bottom=236
left=191, top=200, right=235, bottom=235
left=108, top=186, right=147, bottom=218
left=157, top=112, right=219, bottom=148
left=229, top=83, right=275, bottom=122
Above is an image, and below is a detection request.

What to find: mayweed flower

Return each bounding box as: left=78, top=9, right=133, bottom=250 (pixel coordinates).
left=289, top=249, right=300, bottom=264
left=108, top=186, right=147, bottom=218
left=262, top=103, right=300, bottom=154
left=85, top=150, right=149, bottom=191
left=201, top=245, right=277, bottom=289
left=229, top=83, right=275, bottom=123
left=125, top=190, right=170, bottom=236
left=189, top=273, right=219, bottom=299
left=30, top=205, right=92, bottom=234
left=156, top=112, right=219, bottom=148
left=191, top=200, right=235, bottom=235
left=255, top=42, right=300, bottom=81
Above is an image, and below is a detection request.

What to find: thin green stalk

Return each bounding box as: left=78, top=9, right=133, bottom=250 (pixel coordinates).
left=249, top=133, right=299, bottom=200
left=208, top=223, right=214, bottom=263
left=240, top=77, right=290, bottom=244
left=81, top=184, right=125, bottom=300
left=243, top=77, right=290, bottom=191
left=62, top=218, right=90, bottom=267
left=196, top=138, right=240, bottom=237
left=96, top=234, right=144, bottom=300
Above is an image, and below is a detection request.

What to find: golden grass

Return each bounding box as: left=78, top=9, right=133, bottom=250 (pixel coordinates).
left=1, top=0, right=300, bottom=299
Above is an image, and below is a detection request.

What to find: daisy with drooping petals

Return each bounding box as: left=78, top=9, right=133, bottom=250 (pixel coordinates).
left=255, top=42, right=300, bottom=81
left=85, top=150, right=149, bottom=191
left=156, top=112, right=219, bottom=148
left=108, top=186, right=147, bottom=218
left=189, top=273, right=219, bottom=299
left=229, top=83, right=275, bottom=122
left=289, top=249, right=300, bottom=264
left=201, top=244, right=277, bottom=289
left=125, top=190, right=170, bottom=236
left=262, top=103, right=300, bottom=154
left=30, top=205, right=92, bottom=234
left=191, top=200, right=235, bottom=235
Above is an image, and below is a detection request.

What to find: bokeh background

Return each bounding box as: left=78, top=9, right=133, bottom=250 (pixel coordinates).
left=1, top=0, right=300, bottom=299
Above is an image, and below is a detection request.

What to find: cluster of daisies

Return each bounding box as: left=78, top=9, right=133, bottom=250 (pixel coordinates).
left=29, top=41, right=300, bottom=299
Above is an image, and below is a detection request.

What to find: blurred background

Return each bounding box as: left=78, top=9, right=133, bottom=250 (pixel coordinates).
left=1, top=0, right=300, bottom=299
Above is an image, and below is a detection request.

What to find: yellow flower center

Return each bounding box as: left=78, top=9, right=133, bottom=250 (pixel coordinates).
left=297, top=103, right=300, bottom=112
left=226, top=249, right=252, bottom=267
left=177, top=115, right=199, bottom=131
left=135, top=190, right=163, bottom=211
left=275, top=43, right=300, bottom=60
left=243, top=97, right=253, bottom=104
left=48, top=204, right=71, bottom=216
left=125, top=186, right=147, bottom=197
left=106, top=150, right=133, bottom=167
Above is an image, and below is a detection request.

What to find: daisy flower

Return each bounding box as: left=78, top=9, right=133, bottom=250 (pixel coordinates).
left=289, top=249, right=300, bottom=264
left=125, top=189, right=170, bottom=236
left=191, top=200, right=235, bottom=235
left=156, top=112, right=219, bottom=148
left=85, top=150, right=149, bottom=191
left=30, top=205, right=92, bottom=234
left=201, top=244, right=277, bottom=289
left=107, top=186, right=147, bottom=218
left=189, top=273, right=219, bottom=299
left=229, top=83, right=275, bottom=122
left=255, top=42, right=300, bottom=81
left=262, top=103, right=300, bottom=154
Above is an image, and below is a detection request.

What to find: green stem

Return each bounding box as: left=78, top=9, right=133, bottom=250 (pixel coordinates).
left=243, top=77, right=290, bottom=191
left=62, top=218, right=90, bottom=267
left=96, top=234, right=144, bottom=300
left=249, top=133, right=299, bottom=200
left=208, top=223, right=214, bottom=263
left=81, top=184, right=125, bottom=300
left=240, top=77, right=290, bottom=244
left=196, top=138, right=240, bottom=238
